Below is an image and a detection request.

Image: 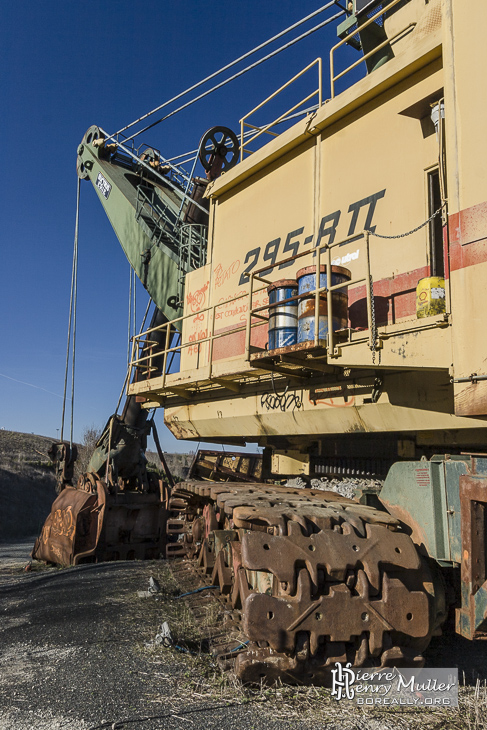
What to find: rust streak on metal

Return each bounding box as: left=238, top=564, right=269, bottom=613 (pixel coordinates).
left=161, top=479, right=440, bottom=684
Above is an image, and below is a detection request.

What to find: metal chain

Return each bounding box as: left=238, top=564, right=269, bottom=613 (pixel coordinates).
left=369, top=274, right=377, bottom=363
left=366, top=205, right=444, bottom=239
left=365, top=204, right=446, bottom=363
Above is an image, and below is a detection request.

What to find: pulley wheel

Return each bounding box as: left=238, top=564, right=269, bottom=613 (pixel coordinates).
left=139, top=147, right=161, bottom=165
left=76, top=155, right=89, bottom=180
left=198, top=126, right=239, bottom=175
left=83, top=125, right=104, bottom=146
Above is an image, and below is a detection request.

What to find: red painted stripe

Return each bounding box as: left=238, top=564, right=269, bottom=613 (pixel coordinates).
left=348, top=266, right=429, bottom=326
left=209, top=202, right=487, bottom=360
left=449, top=201, right=487, bottom=273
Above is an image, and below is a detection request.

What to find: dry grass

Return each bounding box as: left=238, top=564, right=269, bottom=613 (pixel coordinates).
left=0, top=430, right=55, bottom=473
left=146, top=655, right=487, bottom=729
left=139, top=563, right=487, bottom=730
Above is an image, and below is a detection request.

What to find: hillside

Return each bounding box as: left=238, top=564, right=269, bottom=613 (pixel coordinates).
left=0, top=430, right=57, bottom=542
left=146, top=449, right=194, bottom=481
left=0, top=430, right=193, bottom=542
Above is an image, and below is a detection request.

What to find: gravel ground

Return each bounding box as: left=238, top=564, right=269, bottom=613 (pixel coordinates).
left=1, top=543, right=486, bottom=730
left=0, top=548, right=318, bottom=730
left=0, top=537, right=38, bottom=568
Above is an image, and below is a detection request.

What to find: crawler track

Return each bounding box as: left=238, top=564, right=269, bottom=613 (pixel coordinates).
left=166, top=480, right=445, bottom=684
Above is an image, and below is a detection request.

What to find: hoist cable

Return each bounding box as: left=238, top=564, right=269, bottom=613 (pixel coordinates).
left=127, top=266, right=133, bottom=368
left=115, top=1, right=341, bottom=139
left=70, top=204, right=78, bottom=448
left=127, top=268, right=138, bottom=369
left=60, top=178, right=80, bottom=445
left=116, top=297, right=153, bottom=415
left=166, top=104, right=320, bottom=167
left=122, top=8, right=344, bottom=144
left=133, top=270, right=136, bottom=346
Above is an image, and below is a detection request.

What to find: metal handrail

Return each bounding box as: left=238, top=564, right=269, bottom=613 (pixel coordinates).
left=129, top=226, right=376, bottom=395
left=129, top=282, right=269, bottom=388
left=243, top=230, right=374, bottom=360
left=329, top=0, right=416, bottom=98
left=136, top=186, right=166, bottom=227
left=239, top=58, right=322, bottom=159
left=135, top=184, right=181, bottom=249
left=98, top=127, right=208, bottom=216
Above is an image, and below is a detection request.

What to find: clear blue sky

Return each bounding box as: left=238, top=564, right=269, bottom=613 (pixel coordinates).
left=0, top=0, right=355, bottom=451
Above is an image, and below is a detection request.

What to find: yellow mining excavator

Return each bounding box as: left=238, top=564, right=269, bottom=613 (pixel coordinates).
left=35, top=0, right=487, bottom=683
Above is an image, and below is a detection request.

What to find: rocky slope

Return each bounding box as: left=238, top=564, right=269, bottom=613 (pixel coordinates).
left=0, top=430, right=57, bottom=542
left=0, top=430, right=193, bottom=542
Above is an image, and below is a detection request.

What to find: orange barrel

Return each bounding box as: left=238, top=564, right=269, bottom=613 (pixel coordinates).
left=267, top=279, right=298, bottom=350
left=296, top=265, right=350, bottom=343
left=416, top=276, right=446, bottom=318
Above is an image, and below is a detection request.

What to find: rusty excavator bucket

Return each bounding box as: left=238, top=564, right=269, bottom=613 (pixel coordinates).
left=32, top=468, right=170, bottom=565
left=33, top=308, right=174, bottom=566
left=33, top=477, right=106, bottom=565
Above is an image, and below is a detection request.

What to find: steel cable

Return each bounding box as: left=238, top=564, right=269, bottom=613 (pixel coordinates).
left=116, top=297, right=153, bottom=415
left=60, top=178, right=80, bottom=445
left=115, top=2, right=342, bottom=139
left=121, top=8, right=345, bottom=143
left=127, top=266, right=133, bottom=368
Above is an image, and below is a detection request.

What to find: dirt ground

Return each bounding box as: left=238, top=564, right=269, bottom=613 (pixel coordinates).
left=0, top=541, right=310, bottom=730
left=1, top=540, right=486, bottom=730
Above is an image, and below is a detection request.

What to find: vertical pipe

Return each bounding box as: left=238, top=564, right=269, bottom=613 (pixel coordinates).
left=162, top=322, right=171, bottom=389
left=127, top=266, right=133, bottom=368
left=326, top=245, right=333, bottom=356
left=240, top=119, right=245, bottom=160
left=209, top=304, right=216, bottom=378
left=314, top=247, right=321, bottom=347
left=129, top=334, right=137, bottom=395
left=330, top=47, right=335, bottom=98
left=245, top=274, right=254, bottom=360
left=318, top=57, right=322, bottom=106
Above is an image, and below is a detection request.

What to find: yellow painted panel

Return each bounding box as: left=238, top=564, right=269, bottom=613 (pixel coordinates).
left=181, top=264, right=211, bottom=371
left=445, top=0, right=487, bottom=213
left=318, top=65, right=442, bottom=287
left=207, top=139, right=316, bottom=343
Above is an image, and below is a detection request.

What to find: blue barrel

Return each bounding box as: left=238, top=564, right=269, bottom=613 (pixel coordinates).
left=267, top=279, right=298, bottom=350
left=296, top=265, right=350, bottom=343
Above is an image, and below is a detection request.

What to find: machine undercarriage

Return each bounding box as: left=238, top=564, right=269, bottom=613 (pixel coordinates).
left=165, top=480, right=445, bottom=683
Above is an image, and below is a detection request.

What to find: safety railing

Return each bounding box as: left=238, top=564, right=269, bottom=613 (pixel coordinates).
left=137, top=143, right=190, bottom=191
left=135, top=184, right=178, bottom=248
left=129, top=281, right=270, bottom=390
left=329, top=0, right=416, bottom=98
left=98, top=126, right=208, bottom=219
left=128, top=228, right=378, bottom=393
left=177, top=223, right=208, bottom=305
left=239, top=58, right=322, bottom=159
left=244, top=230, right=375, bottom=361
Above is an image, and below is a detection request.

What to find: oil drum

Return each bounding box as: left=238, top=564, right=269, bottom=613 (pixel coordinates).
left=296, top=265, right=350, bottom=343
left=416, top=276, right=446, bottom=318
left=267, top=279, right=298, bottom=350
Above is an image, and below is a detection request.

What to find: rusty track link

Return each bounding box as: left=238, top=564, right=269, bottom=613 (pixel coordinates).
left=166, top=480, right=444, bottom=685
